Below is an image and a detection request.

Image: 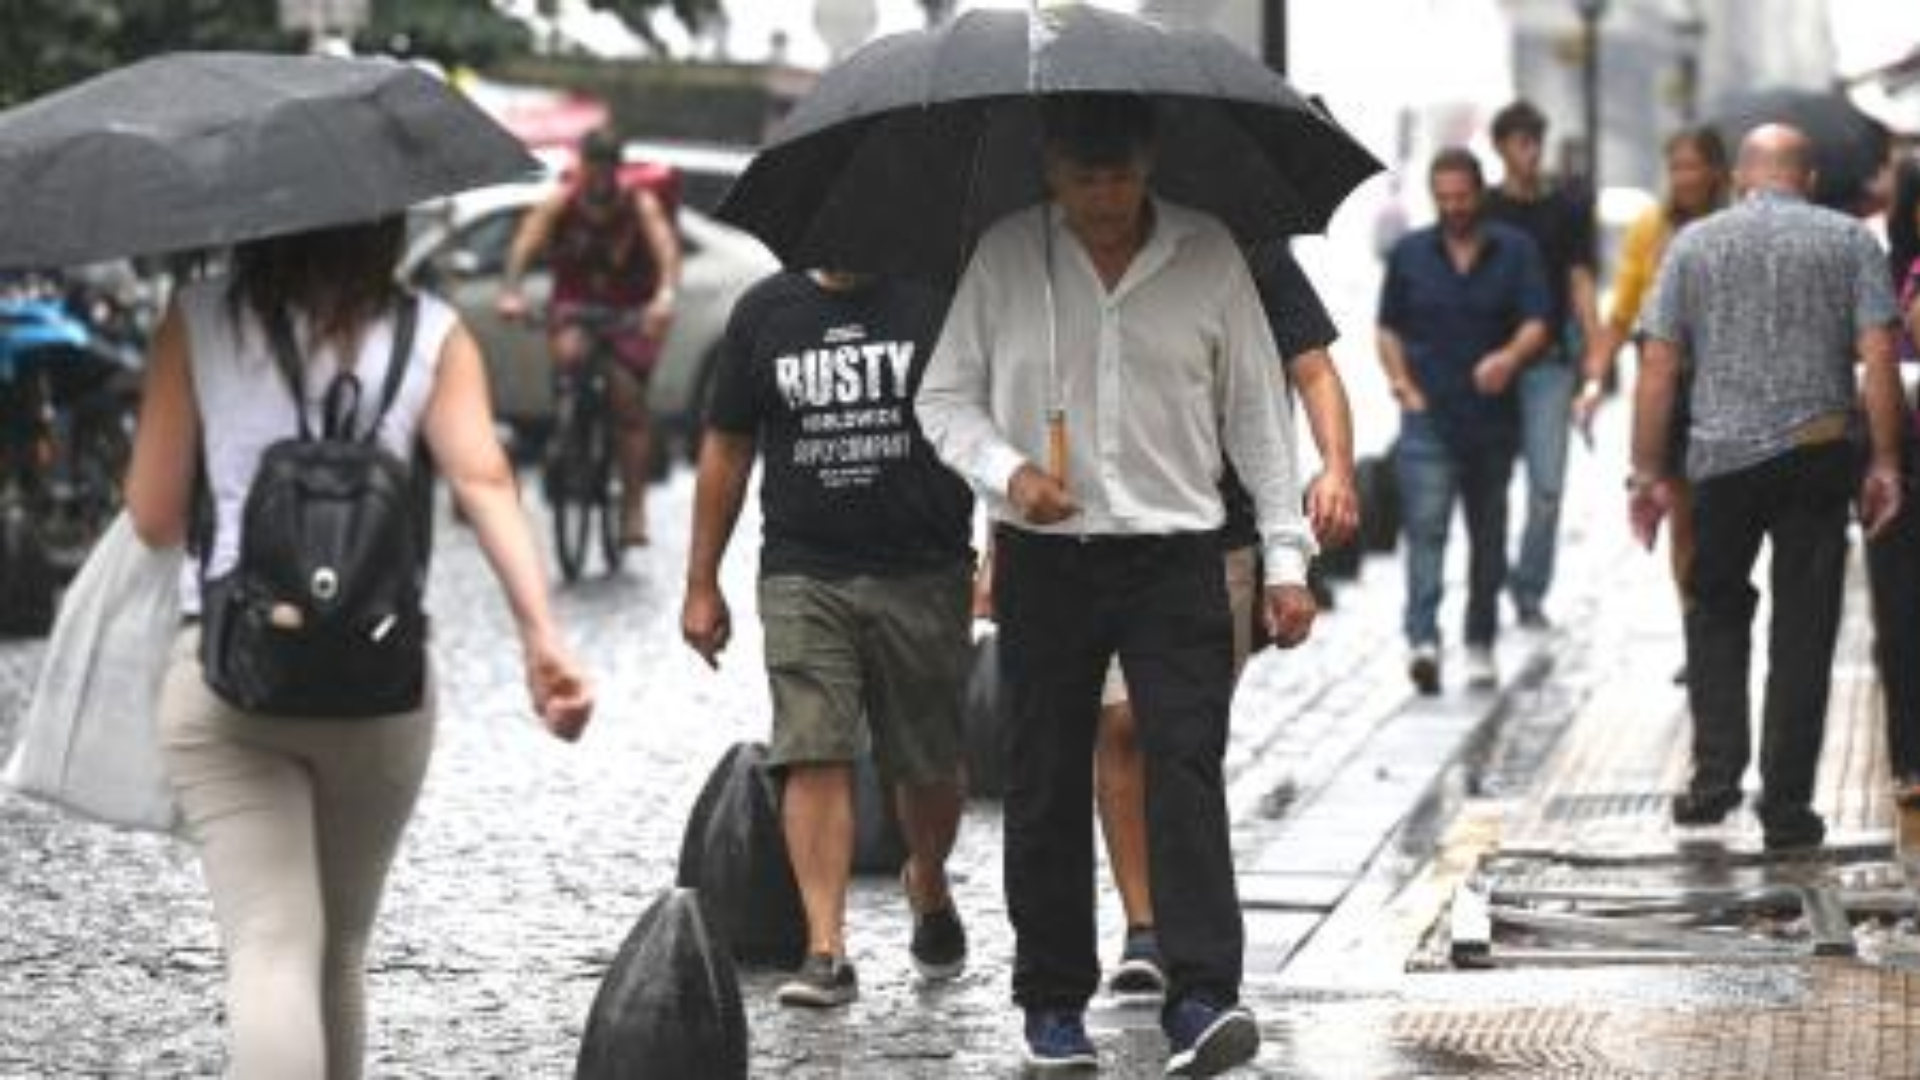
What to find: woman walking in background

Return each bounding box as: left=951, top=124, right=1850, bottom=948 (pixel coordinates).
left=1576, top=126, right=1730, bottom=695
left=123, top=218, right=594, bottom=1078
left=1869, top=157, right=1920, bottom=804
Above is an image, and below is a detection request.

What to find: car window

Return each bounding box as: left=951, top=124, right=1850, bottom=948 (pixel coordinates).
left=439, top=208, right=534, bottom=278
left=679, top=172, right=739, bottom=216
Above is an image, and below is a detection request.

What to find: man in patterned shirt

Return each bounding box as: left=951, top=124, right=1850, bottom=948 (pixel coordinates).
left=1630, top=124, right=1907, bottom=850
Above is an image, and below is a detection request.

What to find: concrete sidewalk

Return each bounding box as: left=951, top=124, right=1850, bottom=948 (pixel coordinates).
left=1246, top=531, right=1920, bottom=1079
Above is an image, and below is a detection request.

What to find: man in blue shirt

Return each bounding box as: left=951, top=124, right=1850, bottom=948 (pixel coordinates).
left=1378, top=148, right=1551, bottom=694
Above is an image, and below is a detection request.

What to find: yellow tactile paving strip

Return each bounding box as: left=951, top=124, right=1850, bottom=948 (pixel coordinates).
left=1504, top=555, right=1896, bottom=858
left=1381, top=964, right=1920, bottom=1079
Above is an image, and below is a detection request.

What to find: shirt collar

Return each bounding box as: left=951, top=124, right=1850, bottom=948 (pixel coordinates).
left=1044, top=196, right=1198, bottom=296
left=1424, top=222, right=1504, bottom=264
left=1044, top=196, right=1199, bottom=249
left=1745, top=188, right=1809, bottom=208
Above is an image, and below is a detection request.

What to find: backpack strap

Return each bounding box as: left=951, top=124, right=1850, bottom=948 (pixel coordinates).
left=362, top=293, right=419, bottom=445
left=261, top=295, right=419, bottom=444
left=260, top=304, right=314, bottom=442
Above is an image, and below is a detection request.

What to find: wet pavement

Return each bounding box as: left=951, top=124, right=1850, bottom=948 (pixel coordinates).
left=6, top=411, right=1920, bottom=1077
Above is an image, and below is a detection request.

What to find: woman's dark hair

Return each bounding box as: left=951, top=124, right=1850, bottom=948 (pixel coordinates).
left=1663, top=124, right=1730, bottom=226
left=1888, top=156, right=1920, bottom=289
left=228, top=215, right=407, bottom=362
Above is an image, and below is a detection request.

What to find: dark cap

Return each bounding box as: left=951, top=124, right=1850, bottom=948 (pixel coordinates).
left=580, top=128, right=621, bottom=167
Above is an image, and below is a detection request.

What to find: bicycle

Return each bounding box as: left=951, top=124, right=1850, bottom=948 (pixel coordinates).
left=539, top=305, right=636, bottom=583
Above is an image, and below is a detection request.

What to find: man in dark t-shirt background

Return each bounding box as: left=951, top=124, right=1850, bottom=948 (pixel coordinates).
left=1484, top=100, right=1598, bottom=630
left=681, top=269, right=973, bottom=1009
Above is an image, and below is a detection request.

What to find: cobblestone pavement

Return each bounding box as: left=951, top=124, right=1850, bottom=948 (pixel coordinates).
left=0, top=455, right=1460, bottom=1078
left=5, top=413, right=1865, bottom=1078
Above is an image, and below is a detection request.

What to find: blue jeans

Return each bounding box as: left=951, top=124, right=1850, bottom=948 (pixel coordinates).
left=1510, top=355, right=1576, bottom=614
left=1396, top=412, right=1514, bottom=648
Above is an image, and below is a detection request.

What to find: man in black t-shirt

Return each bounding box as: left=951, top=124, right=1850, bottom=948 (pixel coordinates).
left=1484, top=100, right=1598, bottom=630
left=681, top=269, right=974, bottom=1010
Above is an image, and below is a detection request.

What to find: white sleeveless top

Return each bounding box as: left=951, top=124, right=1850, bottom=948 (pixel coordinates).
left=179, top=277, right=459, bottom=596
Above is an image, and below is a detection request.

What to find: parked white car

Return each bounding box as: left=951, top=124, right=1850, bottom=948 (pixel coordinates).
left=403, top=181, right=778, bottom=461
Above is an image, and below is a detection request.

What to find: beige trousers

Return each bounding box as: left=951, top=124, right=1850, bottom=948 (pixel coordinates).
left=158, top=630, right=434, bottom=1080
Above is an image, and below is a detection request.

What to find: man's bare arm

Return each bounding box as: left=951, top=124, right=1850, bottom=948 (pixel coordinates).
left=501, top=192, right=565, bottom=297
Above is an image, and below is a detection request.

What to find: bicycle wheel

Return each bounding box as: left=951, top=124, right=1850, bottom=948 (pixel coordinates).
left=598, top=443, right=625, bottom=576
left=548, top=397, right=593, bottom=584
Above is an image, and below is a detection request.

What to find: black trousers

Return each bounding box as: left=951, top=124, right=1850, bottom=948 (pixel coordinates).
left=994, top=526, right=1239, bottom=1013
left=1866, top=432, right=1920, bottom=778
left=1685, top=444, right=1852, bottom=817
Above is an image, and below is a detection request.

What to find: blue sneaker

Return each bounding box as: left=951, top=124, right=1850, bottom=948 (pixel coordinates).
left=1023, top=1009, right=1098, bottom=1071
left=1163, top=998, right=1259, bottom=1076
left=1109, top=925, right=1167, bottom=998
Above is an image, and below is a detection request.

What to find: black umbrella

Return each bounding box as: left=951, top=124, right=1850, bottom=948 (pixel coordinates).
left=718, top=5, right=1383, bottom=284
left=0, top=52, right=540, bottom=270
left=1710, top=86, right=1891, bottom=211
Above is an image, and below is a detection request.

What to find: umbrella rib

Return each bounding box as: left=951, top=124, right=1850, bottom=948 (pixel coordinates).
left=949, top=102, right=995, bottom=284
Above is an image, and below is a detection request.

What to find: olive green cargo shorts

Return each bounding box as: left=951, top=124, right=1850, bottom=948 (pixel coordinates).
left=758, top=564, right=971, bottom=786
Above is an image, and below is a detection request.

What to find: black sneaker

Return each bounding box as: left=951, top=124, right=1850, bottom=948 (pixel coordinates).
left=1760, top=805, right=1826, bottom=852
left=1671, top=787, right=1741, bottom=826
left=775, top=953, right=858, bottom=1008
left=910, top=902, right=968, bottom=981
left=1516, top=605, right=1552, bottom=631
left=1408, top=644, right=1441, bottom=696
left=1163, top=997, right=1259, bottom=1077
left=1023, top=1009, right=1098, bottom=1071
left=1109, top=925, right=1167, bottom=997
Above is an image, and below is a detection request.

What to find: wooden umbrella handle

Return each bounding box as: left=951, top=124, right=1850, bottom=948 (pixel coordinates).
left=1046, top=411, right=1068, bottom=482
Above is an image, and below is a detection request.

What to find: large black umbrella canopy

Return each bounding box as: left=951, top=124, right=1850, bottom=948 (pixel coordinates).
left=0, top=51, right=540, bottom=270
left=718, top=5, right=1383, bottom=285
left=1710, top=86, right=1891, bottom=211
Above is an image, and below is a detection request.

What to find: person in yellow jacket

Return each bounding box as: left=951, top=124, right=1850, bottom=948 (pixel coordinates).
left=1577, top=127, right=1730, bottom=623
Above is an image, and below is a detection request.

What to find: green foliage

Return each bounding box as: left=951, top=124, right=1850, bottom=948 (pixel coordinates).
left=0, top=0, right=728, bottom=110
left=585, top=0, right=723, bottom=43
left=356, top=0, right=533, bottom=68
left=0, top=0, right=293, bottom=108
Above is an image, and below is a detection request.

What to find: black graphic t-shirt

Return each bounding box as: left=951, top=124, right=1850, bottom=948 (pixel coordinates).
left=1219, top=242, right=1341, bottom=552
left=707, top=272, right=973, bottom=578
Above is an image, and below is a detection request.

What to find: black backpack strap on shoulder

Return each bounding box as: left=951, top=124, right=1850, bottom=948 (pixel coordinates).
left=190, top=439, right=214, bottom=580
left=363, top=293, right=420, bottom=446
left=260, top=303, right=313, bottom=442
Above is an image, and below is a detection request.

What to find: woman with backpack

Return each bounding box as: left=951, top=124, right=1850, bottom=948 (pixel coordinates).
left=123, top=216, right=594, bottom=1079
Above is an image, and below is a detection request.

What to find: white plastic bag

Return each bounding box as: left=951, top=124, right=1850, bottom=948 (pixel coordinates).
left=2, top=513, right=182, bottom=832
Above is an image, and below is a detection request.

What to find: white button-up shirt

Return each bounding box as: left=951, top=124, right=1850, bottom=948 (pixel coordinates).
left=916, top=198, right=1315, bottom=586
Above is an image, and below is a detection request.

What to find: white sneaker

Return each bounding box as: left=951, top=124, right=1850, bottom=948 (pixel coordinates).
left=1465, top=646, right=1498, bottom=689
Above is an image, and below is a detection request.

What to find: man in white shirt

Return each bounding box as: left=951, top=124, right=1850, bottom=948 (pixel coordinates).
left=916, top=94, right=1317, bottom=1077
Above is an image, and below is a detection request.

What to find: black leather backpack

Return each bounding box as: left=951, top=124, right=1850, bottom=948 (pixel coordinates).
left=198, top=295, right=432, bottom=718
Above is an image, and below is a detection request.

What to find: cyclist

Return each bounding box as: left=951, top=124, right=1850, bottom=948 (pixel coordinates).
left=497, top=128, right=681, bottom=546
